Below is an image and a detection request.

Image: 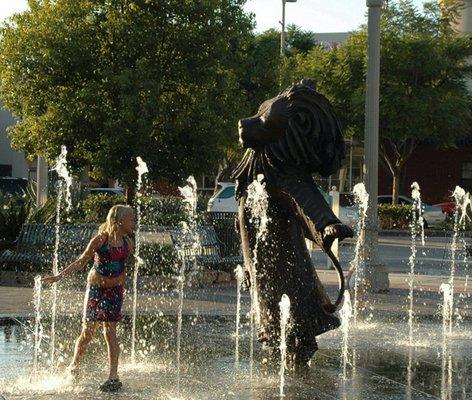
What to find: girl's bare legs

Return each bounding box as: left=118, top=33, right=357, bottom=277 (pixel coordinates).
left=103, top=322, right=119, bottom=379
left=69, top=321, right=98, bottom=371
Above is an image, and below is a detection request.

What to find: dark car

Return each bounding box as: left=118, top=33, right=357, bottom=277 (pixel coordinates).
left=0, top=177, right=28, bottom=197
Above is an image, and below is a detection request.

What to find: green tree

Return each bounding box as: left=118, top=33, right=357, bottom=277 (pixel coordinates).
left=214, top=25, right=318, bottom=181
left=0, top=0, right=253, bottom=201
left=240, top=25, right=318, bottom=114
left=281, top=0, right=472, bottom=203
left=286, top=24, right=317, bottom=55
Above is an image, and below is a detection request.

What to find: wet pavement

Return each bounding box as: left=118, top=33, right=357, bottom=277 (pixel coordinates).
left=0, top=275, right=471, bottom=399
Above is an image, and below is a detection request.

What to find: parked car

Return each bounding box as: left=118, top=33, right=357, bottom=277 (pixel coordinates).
left=433, top=201, right=456, bottom=215
left=87, top=187, right=124, bottom=196
left=208, top=183, right=358, bottom=227
left=378, top=195, right=446, bottom=227
left=320, top=189, right=358, bottom=228
left=207, top=183, right=237, bottom=213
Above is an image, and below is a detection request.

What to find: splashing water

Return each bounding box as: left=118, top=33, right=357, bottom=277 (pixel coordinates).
left=179, top=176, right=198, bottom=220
left=174, top=176, right=200, bottom=393
left=340, top=290, right=353, bottom=380
left=179, top=176, right=201, bottom=278
left=440, top=283, right=453, bottom=337
left=234, top=264, right=244, bottom=365
left=175, top=253, right=186, bottom=394
left=32, top=276, right=43, bottom=375
left=454, top=187, right=471, bottom=227
left=408, top=182, right=425, bottom=347
left=49, top=145, right=73, bottom=366
left=54, top=146, right=73, bottom=214
left=440, top=283, right=453, bottom=400
left=81, top=283, right=90, bottom=324
left=446, top=186, right=470, bottom=330
left=406, top=344, right=413, bottom=400
left=350, top=183, right=369, bottom=325
left=131, top=156, right=149, bottom=365
left=411, top=182, right=425, bottom=246
left=279, top=294, right=291, bottom=397
left=245, top=174, right=270, bottom=380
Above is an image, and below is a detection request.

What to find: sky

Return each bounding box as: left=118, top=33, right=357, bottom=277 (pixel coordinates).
left=1, top=0, right=429, bottom=32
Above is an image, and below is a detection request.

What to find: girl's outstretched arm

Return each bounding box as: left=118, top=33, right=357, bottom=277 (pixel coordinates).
left=43, top=234, right=106, bottom=284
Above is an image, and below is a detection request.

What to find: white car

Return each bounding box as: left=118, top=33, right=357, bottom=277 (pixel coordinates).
left=207, top=183, right=238, bottom=213
left=208, top=182, right=358, bottom=227
left=378, top=195, right=446, bottom=227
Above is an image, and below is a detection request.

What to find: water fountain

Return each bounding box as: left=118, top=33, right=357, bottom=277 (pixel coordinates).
left=175, top=249, right=186, bottom=394
left=445, top=186, right=471, bottom=331
left=350, top=183, right=369, bottom=325
left=130, top=156, right=149, bottom=365
left=440, top=283, right=453, bottom=400
left=4, top=78, right=472, bottom=400
left=174, top=175, right=199, bottom=393
left=278, top=294, right=290, bottom=397
left=178, top=175, right=200, bottom=272
left=32, top=275, right=43, bottom=375
left=49, top=145, right=73, bottom=367
left=3, top=176, right=472, bottom=399
left=407, top=182, right=425, bottom=347
left=245, top=173, right=270, bottom=380
left=234, top=264, right=244, bottom=365
left=339, top=290, right=353, bottom=381
left=405, top=182, right=425, bottom=400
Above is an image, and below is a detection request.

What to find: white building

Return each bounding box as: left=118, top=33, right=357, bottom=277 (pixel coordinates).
left=0, top=103, right=29, bottom=178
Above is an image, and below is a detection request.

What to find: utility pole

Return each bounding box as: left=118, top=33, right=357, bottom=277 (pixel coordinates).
left=363, top=0, right=389, bottom=292
left=280, top=0, right=297, bottom=57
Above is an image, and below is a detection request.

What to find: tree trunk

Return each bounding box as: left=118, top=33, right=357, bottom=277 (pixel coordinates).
left=392, top=168, right=401, bottom=205
left=125, top=185, right=135, bottom=205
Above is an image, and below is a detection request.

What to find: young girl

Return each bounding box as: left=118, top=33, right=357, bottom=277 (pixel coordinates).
left=44, top=204, right=135, bottom=392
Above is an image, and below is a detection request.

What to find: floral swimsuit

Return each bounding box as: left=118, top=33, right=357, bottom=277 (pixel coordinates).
left=85, top=234, right=129, bottom=322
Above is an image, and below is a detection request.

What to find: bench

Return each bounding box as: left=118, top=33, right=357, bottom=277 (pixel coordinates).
left=139, top=224, right=242, bottom=269
left=0, top=224, right=98, bottom=271
left=0, top=223, right=242, bottom=273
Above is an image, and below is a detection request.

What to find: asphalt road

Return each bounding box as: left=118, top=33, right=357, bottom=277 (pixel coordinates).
left=311, top=233, right=471, bottom=277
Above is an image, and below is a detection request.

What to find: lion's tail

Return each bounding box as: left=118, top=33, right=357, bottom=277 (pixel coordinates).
left=324, top=246, right=345, bottom=312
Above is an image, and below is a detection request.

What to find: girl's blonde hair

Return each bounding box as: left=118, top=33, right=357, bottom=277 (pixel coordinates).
left=99, top=204, right=134, bottom=235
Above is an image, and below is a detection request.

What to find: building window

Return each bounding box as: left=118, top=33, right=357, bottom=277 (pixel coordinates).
left=0, top=164, right=12, bottom=177
left=461, top=162, right=472, bottom=189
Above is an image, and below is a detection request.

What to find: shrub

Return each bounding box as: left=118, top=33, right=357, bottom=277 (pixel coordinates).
left=435, top=214, right=472, bottom=231
left=197, top=192, right=212, bottom=213
left=0, top=193, right=31, bottom=249
left=82, top=193, right=127, bottom=223
left=139, top=196, right=189, bottom=226
left=378, top=204, right=412, bottom=230
left=138, top=242, right=178, bottom=276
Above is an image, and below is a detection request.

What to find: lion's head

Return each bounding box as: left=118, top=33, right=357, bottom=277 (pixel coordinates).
left=237, top=80, right=345, bottom=178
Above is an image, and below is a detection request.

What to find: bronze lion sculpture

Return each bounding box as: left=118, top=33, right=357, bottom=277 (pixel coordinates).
left=233, top=80, right=353, bottom=367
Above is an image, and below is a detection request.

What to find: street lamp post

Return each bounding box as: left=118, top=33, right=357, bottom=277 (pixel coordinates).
left=280, top=0, right=297, bottom=57
left=363, top=0, right=389, bottom=292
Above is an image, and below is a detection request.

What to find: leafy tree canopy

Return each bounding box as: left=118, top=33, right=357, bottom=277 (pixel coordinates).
left=281, top=0, right=472, bottom=202
left=0, top=0, right=254, bottom=191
